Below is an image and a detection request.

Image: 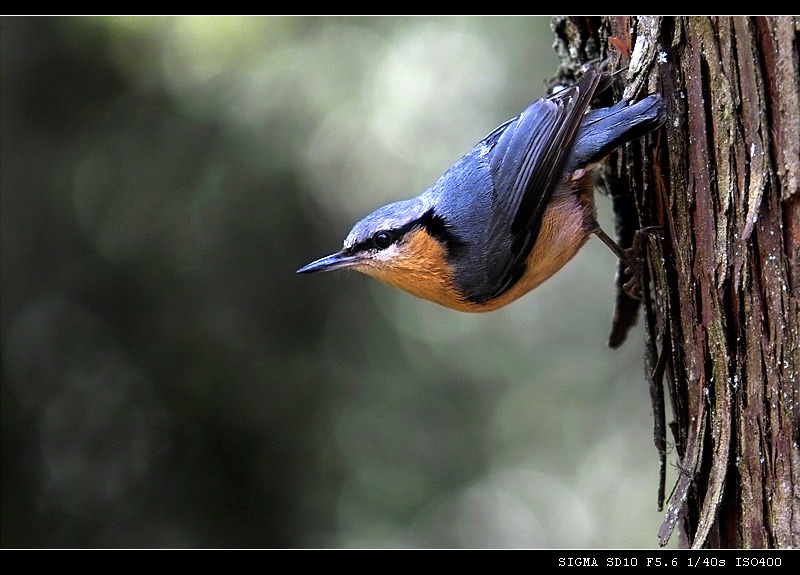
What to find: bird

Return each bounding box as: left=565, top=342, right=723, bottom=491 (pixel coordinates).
left=297, top=66, right=665, bottom=313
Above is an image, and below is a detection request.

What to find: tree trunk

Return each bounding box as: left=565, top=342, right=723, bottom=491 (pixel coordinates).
left=552, top=16, right=799, bottom=549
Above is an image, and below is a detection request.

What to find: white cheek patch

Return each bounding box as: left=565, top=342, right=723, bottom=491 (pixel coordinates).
left=371, top=244, right=401, bottom=263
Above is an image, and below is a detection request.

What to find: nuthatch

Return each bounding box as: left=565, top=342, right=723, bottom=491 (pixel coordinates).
left=298, top=66, right=665, bottom=312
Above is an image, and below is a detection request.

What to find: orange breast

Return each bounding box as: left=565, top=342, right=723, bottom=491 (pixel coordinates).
left=365, top=227, right=466, bottom=310
left=359, top=191, right=595, bottom=312
left=471, top=193, right=595, bottom=312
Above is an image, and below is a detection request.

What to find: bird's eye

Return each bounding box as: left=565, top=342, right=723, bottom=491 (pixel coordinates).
left=373, top=231, right=394, bottom=250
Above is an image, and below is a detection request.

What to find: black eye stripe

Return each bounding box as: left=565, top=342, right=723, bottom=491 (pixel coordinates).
left=373, top=231, right=394, bottom=249
left=350, top=231, right=397, bottom=253
left=350, top=209, right=464, bottom=255
left=419, top=209, right=465, bottom=256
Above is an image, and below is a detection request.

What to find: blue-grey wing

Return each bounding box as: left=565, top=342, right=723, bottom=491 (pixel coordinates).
left=472, top=68, right=608, bottom=302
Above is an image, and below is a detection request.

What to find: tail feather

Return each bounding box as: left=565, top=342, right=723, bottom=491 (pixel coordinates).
left=568, top=94, right=665, bottom=171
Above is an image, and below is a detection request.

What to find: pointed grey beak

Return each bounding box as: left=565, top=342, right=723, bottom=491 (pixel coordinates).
left=297, top=250, right=362, bottom=274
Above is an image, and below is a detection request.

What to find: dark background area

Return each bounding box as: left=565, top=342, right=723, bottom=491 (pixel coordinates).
left=1, top=16, right=672, bottom=548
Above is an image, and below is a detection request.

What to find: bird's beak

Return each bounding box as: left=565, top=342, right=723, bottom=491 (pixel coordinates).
left=297, top=250, right=362, bottom=274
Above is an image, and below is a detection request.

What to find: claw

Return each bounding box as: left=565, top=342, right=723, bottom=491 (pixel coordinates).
left=594, top=225, right=661, bottom=300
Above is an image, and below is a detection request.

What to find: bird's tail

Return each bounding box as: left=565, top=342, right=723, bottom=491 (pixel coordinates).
left=568, top=93, right=666, bottom=171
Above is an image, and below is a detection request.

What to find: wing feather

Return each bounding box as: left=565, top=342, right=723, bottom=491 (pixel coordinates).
left=476, top=68, right=607, bottom=300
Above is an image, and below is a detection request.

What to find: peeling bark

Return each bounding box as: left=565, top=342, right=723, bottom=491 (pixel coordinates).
left=552, top=15, right=799, bottom=549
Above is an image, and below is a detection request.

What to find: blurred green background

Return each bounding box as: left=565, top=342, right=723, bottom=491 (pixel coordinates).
left=1, top=16, right=672, bottom=548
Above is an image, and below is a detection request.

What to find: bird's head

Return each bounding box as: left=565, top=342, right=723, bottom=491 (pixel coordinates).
left=297, top=195, right=468, bottom=309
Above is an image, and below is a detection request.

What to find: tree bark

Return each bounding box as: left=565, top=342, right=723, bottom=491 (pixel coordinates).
left=552, top=16, right=799, bottom=549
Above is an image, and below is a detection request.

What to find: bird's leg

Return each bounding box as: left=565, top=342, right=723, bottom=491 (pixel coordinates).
left=593, top=226, right=658, bottom=300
